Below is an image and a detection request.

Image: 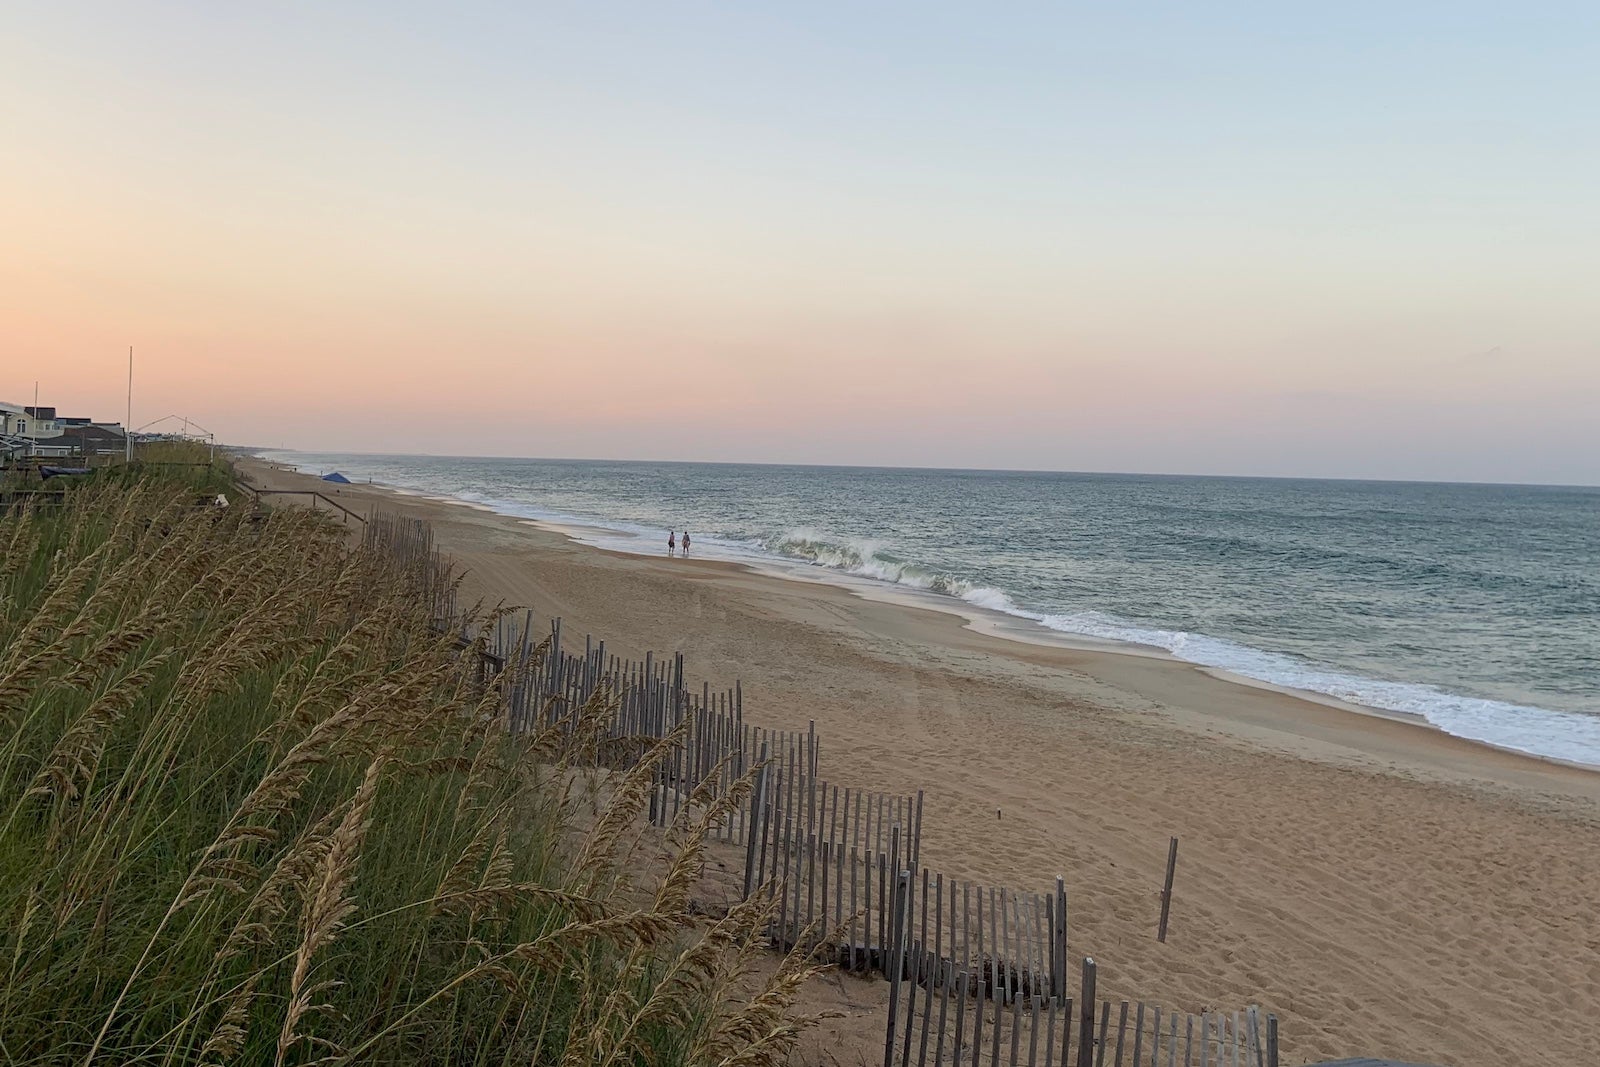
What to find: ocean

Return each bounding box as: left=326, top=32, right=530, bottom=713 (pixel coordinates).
left=264, top=452, right=1600, bottom=766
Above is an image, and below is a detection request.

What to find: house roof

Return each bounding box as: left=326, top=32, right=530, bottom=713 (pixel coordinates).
left=62, top=424, right=126, bottom=442
left=24, top=406, right=58, bottom=420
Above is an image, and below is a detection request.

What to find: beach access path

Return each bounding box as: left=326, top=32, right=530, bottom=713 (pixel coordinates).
left=239, top=458, right=1600, bottom=1067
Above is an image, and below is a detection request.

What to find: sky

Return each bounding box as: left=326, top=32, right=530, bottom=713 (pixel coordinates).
left=3, top=2, right=1598, bottom=484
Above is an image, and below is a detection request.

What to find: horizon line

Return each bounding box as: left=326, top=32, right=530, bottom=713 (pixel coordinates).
left=237, top=445, right=1600, bottom=492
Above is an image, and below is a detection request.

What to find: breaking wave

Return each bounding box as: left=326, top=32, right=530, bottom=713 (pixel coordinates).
left=762, top=530, right=1018, bottom=610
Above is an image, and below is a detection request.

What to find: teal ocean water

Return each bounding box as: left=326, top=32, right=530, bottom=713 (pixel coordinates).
left=267, top=452, right=1600, bottom=765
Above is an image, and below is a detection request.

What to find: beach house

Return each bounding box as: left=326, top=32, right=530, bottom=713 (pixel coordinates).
left=59, top=423, right=129, bottom=456
left=0, top=402, right=83, bottom=458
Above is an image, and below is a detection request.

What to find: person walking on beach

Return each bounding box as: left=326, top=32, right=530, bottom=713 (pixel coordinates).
left=667, top=531, right=676, bottom=556
left=681, top=530, right=691, bottom=555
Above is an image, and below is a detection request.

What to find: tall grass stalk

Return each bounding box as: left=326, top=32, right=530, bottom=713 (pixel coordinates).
left=0, top=460, right=823, bottom=1065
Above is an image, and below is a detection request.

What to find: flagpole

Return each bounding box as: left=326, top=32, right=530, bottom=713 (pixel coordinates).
left=125, top=347, right=133, bottom=463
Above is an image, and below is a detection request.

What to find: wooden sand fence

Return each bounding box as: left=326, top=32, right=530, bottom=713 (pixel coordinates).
left=741, top=752, right=924, bottom=973
left=877, top=867, right=1278, bottom=1067
left=365, top=514, right=458, bottom=625
left=478, top=609, right=937, bottom=976
left=474, top=609, right=801, bottom=843
left=363, top=512, right=1282, bottom=1064
left=464, top=606, right=941, bottom=977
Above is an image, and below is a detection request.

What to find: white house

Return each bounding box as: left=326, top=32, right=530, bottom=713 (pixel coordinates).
left=0, top=403, right=64, bottom=439
left=0, top=402, right=75, bottom=457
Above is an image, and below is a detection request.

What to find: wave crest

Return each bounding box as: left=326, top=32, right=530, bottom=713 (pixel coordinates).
left=763, top=530, right=968, bottom=595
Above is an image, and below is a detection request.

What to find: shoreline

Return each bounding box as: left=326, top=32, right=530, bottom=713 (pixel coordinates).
left=529, top=507, right=1600, bottom=782
left=239, top=455, right=1600, bottom=1066
left=263, top=455, right=1598, bottom=777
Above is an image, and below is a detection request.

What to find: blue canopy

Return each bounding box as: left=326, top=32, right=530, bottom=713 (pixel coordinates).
left=321, top=472, right=353, bottom=484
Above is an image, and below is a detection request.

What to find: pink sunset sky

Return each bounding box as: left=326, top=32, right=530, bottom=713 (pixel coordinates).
left=4, top=3, right=1597, bottom=483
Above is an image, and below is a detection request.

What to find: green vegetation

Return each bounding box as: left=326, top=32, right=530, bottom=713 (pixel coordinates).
left=1, top=441, right=231, bottom=496
left=0, top=460, right=820, bottom=1065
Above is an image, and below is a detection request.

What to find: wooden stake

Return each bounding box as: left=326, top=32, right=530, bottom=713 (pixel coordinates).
left=1010, top=993, right=1023, bottom=1066
left=1062, top=996, right=1075, bottom=1067
left=1000, top=887, right=1012, bottom=1002
left=742, top=743, right=770, bottom=898
left=917, top=867, right=934, bottom=1065
left=953, top=968, right=969, bottom=1067
left=884, top=869, right=910, bottom=1067
left=1055, top=876, right=1068, bottom=1004
left=956, top=883, right=971, bottom=1066
left=850, top=844, right=861, bottom=971
left=991, top=935, right=1004, bottom=1067
left=933, top=874, right=949, bottom=1067
left=1157, top=837, right=1178, bottom=943
left=973, top=888, right=985, bottom=1058
left=1046, top=992, right=1059, bottom=1067
left=1076, top=958, right=1096, bottom=1067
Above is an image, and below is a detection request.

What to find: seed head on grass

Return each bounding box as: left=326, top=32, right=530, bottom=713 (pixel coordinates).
left=277, top=752, right=387, bottom=1067
left=1, top=459, right=826, bottom=1067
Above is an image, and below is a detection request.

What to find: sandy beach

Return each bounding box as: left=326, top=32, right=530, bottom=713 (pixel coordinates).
left=241, top=458, right=1600, bottom=1067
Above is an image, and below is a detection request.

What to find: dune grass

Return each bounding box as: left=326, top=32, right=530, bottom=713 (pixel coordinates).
left=0, top=460, right=824, bottom=1065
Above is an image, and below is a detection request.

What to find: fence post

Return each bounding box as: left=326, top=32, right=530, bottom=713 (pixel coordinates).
left=1266, top=1014, right=1278, bottom=1067
left=742, top=746, right=771, bottom=899
left=883, top=869, right=912, bottom=1067
left=912, top=789, right=925, bottom=869
left=1157, top=837, right=1178, bottom=943
left=1053, top=875, right=1067, bottom=1003
left=550, top=618, right=563, bottom=693
left=1076, top=958, right=1096, bottom=1067
left=673, top=651, right=684, bottom=724
left=886, top=824, right=902, bottom=977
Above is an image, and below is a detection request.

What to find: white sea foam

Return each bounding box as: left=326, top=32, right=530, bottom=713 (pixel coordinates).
left=764, top=529, right=985, bottom=597
left=252, top=450, right=1600, bottom=767
left=730, top=528, right=1600, bottom=765
left=961, top=586, right=1021, bottom=612
left=1024, top=611, right=1600, bottom=765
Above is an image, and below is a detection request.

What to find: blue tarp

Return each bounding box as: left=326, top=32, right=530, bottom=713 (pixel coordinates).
left=321, top=472, right=353, bottom=484
left=40, top=466, right=92, bottom=480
